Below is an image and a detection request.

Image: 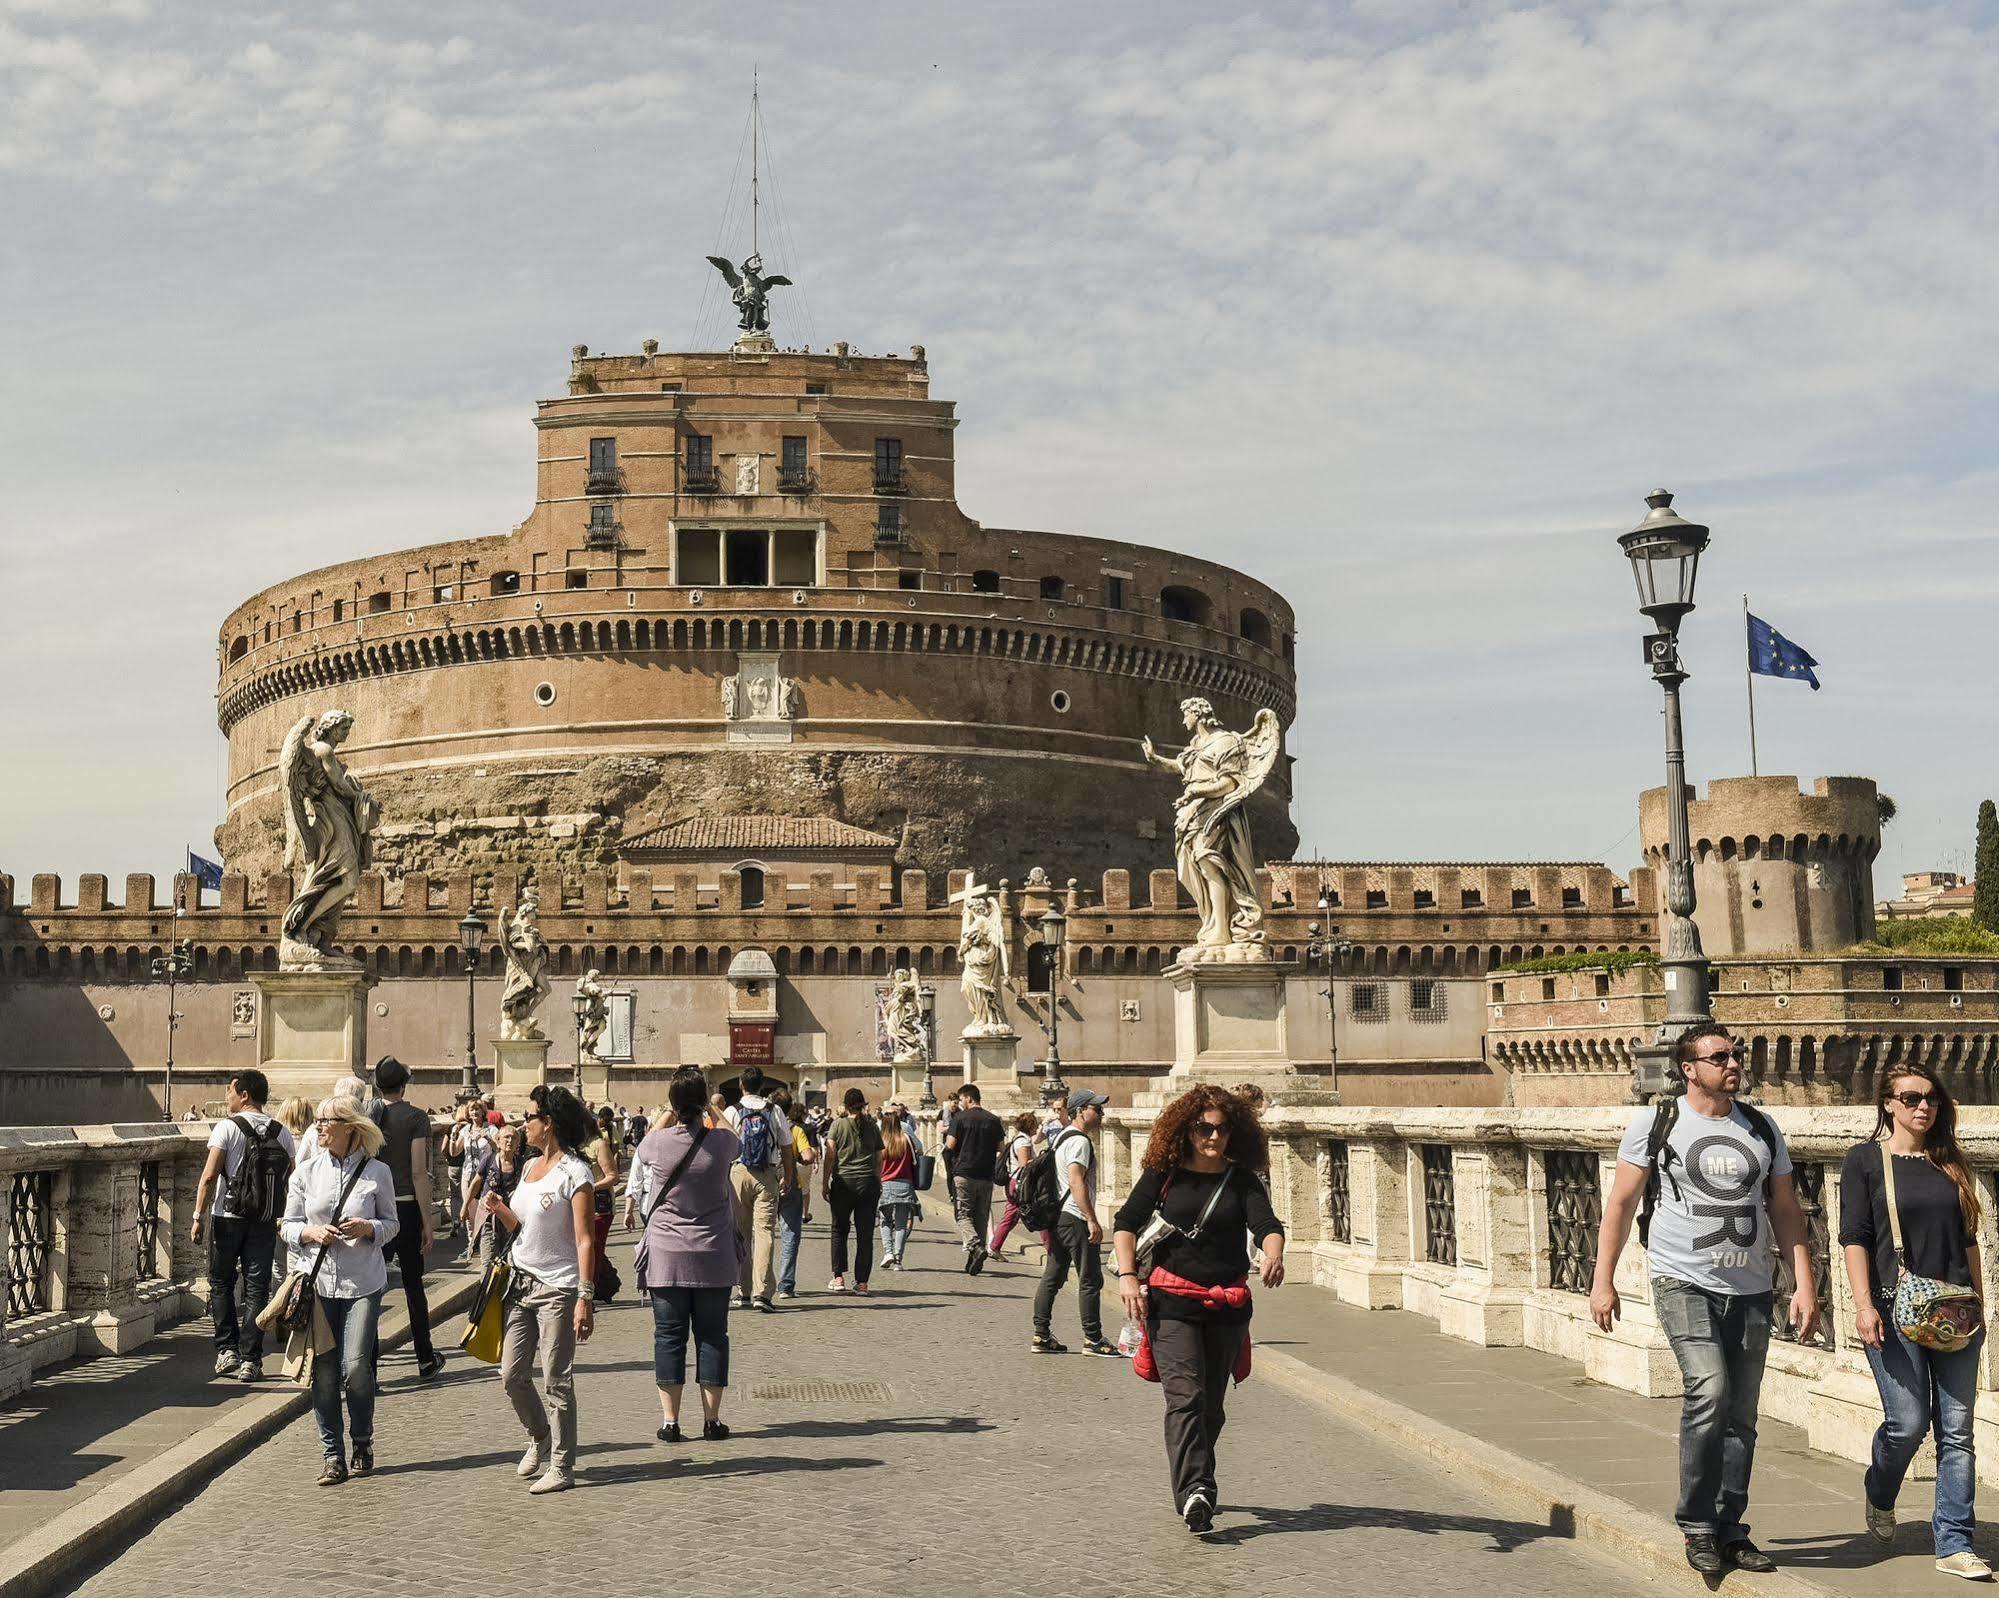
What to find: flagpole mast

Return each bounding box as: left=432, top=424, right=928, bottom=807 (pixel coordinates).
left=1743, top=593, right=1759, bottom=778
left=750, top=65, right=759, bottom=258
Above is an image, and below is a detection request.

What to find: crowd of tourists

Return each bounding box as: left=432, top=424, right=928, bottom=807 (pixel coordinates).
left=192, top=1030, right=1997, bottom=1558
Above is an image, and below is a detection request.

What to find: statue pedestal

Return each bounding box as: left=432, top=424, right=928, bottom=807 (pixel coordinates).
left=733, top=331, right=776, bottom=356
left=250, top=969, right=369, bottom=1101
left=1162, top=960, right=1337, bottom=1103
left=491, top=1036, right=552, bottom=1103
left=962, top=1032, right=1021, bottom=1090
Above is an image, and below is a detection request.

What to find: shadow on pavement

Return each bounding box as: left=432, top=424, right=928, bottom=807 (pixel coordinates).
left=584, top=1452, right=884, bottom=1487
left=747, top=1415, right=993, bottom=1441
left=1203, top=1500, right=1571, bottom=1551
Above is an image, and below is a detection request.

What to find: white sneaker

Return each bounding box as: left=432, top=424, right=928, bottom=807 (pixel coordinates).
left=730, top=1293, right=749, bottom=1310
left=213, top=1350, right=240, bottom=1377
left=517, top=1437, right=548, bottom=1478
left=1936, top=1551, right=1993, bottom=1580
left=827, top=1276, right=848, bottom=1293
left=528, top=1468, right=574, bottom=1495
left=1865, top=1501, right=1894, bottom=1543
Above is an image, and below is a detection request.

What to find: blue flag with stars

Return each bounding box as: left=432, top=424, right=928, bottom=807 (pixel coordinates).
left=1747, top=613, right=1820, bottom=690
left=186, top=850, right=223, bottom=890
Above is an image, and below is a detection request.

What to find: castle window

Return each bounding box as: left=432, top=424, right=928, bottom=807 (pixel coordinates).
left=566, top=570, right=588, bottom=589
left=588, top=502, right=618, bottom=543
left=588, top=436, right=618, bottom=490
left=1026, top=942, right=1054, bottom=994
left=1561, top=886, right=1583, bottom=907
left=725, top=528, right=770, bottom=586
left=660, top=382, right=681, bottom=393
left=898, top=571, right=921, bottom=591
left=780, top=435, right=808, bottom=489
left=1944, top=967, right=1964, bottom=991
left=432, top=583, right=455, bottom=604
left=1239, top=607, right=1273, bottom=648
left=491, top=571, right=520, bottom=596
left=1883, top=966, right=1903, bottom=991
left=1364, top=889, right=1387, bottom=909
left=1413, top=889, right=1434, bottom=909
left=367, top=591, right=391, bottom=614
left=684, top=433, right=715, bottom=487
left=1595, top=973, right=1610, bottom=997
left=1040, top=575, right=1065, bottom=601
left=738, top=865, right=765, bottom=910
left=1460, top=888, right=1482, bottom=908
left=1511, top=888, right=1533, bottom=908
left=1349, top=982, right=1386, bottom=1021
left=331, top=598, right=345, bottom=621
left=804, top=381, right=826, bottom=396
left=772, top=528, right=817, bottom=585
left=1104, top=574, right=1126, bottom=609
left=874, top=437, right=903, bottom=490
left=675, top=528, right=721, bottom=586
left=875, top=502, right=903, bottom=542
left=1158, top=585, right=1212, bottom=627
left=291, top=610, right=303, bottom=633
left=228, top=636, right=248, bottom=662
left=971, top=569, right=1001, bottom=594
left=1409, top=980, right=1444, bottom=1018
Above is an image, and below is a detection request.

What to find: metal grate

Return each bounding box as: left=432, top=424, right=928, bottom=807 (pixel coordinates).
left=1420, top=1144, right=1457, bottom=1267
left=1349, top=982, right=1388, bottom=1023
left=1325, top=1140, right=1351, bottom=1244
left=1545, top=1150, right=1601, bottom=1294
left=136, top=1161, right=161, bottom=1281
left=1772, top=1162, right=1834, bottom=1350
left=748, top=1379, right=894, bottom=1404
left=8, top=1171, right=55, bottom=1317
left=1408, top=979, right=1447, bottom=1023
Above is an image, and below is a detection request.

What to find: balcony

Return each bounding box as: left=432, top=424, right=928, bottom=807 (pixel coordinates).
left=777, top=470, right=814, bottom=496
left=873, top=524, right=906, bottom=547
left=585, top=467, right=625, bottom=496
left=683, top=469, right=721, bottom=495
left=584, top=521, right=622, bottom=550
left=872, top=469, right=906, bottom=495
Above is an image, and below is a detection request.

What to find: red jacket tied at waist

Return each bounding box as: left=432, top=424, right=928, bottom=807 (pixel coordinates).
left=1131, top=1268, right=1253, bottom=1385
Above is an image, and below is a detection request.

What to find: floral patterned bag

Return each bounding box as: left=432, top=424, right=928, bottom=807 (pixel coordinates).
left=1882, top=1145, right=1984, bottom=1352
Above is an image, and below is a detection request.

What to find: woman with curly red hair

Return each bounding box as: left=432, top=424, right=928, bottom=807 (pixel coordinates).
left=1113, top=1084, right=1285, bottom=1535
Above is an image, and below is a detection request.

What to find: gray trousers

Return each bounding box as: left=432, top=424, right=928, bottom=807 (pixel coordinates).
left=1150, top=1314, right=1246, bottom=1509
left=952, top=1176, right=994, bottom=1250
left=501, top=1274, right=578, bottom=1474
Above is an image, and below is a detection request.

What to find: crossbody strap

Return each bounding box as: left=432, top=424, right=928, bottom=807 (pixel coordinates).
left=306, top=1154, right=374, bottom=1287
left=1880, top=1142, right=1910, bottom=1269
left=640, top=1127, right=711, bottom=1230
left=1183, top=1166, right=1235, bottom=1241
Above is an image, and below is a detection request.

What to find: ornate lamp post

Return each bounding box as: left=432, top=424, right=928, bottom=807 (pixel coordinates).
left=1306, top=878, right=1354, bottom=1079
left=571, top=987, right=591, bottom=1097
left=149, top=934, right=194, bottom=1121
left=918, top=984, right=938, bottom=1111
left=1618, top=488, right=1714, bottom=1100
left=457, top=908, right=486, bottom=1099
left=1037, top=903, right=1069, bottom=1105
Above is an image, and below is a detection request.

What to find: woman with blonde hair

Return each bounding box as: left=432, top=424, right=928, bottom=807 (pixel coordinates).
left=281, top=1096, right=399, bottom=1486
left=877, top=1104, right=925, bottom=1270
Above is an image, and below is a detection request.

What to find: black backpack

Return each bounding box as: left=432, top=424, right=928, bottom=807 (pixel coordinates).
left=225, top=1115, right=293, bottom=1224
left=1017, top=1130, right=1086, bottom=1232
left=1636, top=1096, right=1779, bottom=1247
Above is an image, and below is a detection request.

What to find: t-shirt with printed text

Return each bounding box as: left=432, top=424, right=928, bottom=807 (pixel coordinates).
left=1616, top=1096, right=1792, bottom=1296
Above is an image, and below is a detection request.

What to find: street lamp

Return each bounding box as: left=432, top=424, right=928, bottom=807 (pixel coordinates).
left=917, top=983, right=938, bottom=1111
left=1305, top=882, right=1354, bottom=1079
left=1618, top=488, right=1713, bottom=1100
left=571, top=987, right=591, bottom=1097
left=1037, top=902, right=1068, bottom=1104
left=149, top=937, right=194, bottom=1121
left=458, top=908, right=486, bottom=1099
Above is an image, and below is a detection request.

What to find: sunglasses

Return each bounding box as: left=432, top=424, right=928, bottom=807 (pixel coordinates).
left=1192, top=1123, right=1231, bottom=1139
left=1890, top=1091, right=1942, bottom=1109
left=522, top=1111, right=546, bottom=1125
left=1691, top=1048, right=1744, bottom=1066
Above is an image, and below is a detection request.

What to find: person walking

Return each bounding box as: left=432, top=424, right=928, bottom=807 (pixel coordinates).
left=281, top=1098, right=398, bottom=1485
left=878, top=1105, right=924, bottom=1270
left=1032, top=1088, right=1118, bottom=1357
left=586, top=1106, right=622, bottom=1301
left=191, top=1069, right=295, bottom=1383
left=769, top=1084, right=815, bottom=1300
left=1590, top=1021, right=1819, bottom=1577
left=725, top=1067, right=794, bottom=1312
left=944, top=1084, right=1004, bottom=1274
left=988, top=1111, right=1039, bottom=1261
left=464, top=1115, right=522, bottom=1268
left=1113, top=1085, right=1285, bottom=1535
left=485, top=1085, right=598, bottom=1495
left=1839, top=1063, right=1990, bottom=1579
left=823, top=1089, right=884, bottom=1293
left=373, top=1058, right=444, bottom=1380
left=632, top=1067, right=739, bottom=1443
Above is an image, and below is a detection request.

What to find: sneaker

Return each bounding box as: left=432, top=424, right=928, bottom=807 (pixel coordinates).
left=235, top=1358, right=262, bottom=1383
left=416, top=1353, right=446, bottom=1380
left=1683, top=1535, right=1724, bottom=1576
left=1182, top=1492, right=1215, bottom=1535
left=349, top=1446, right=374, bottom=1478
left=1722, top=1539, right=1775, bottom=1573
left=214, top=1350, right=240, bottom=1378
left=1080, top=1337, right=1123, bottom=1358
left=776, top=1290, right=796, bottom=1301
left=730, top=1292, right=750, bottom=1310
left=965, top=1245, right=988, bottom=1276
left=1031, top=1333, right=1068, bottom=1355
left=656, top=1422, right=683, bottom=1443
left=753, top=1296, right=776, bottom=1313
left=827, top=1276, right=848, bottom=1293
left=1937, top=1552, right=1995, bottom=1580
left=702, top=1420, right=731, bottom=1441
left=854, top=1282, right=869, bottom=1295
left=517, top=1437, right=549, bottom=1478
left=1865, top=1501, right=1895, bottom=1543
left=316, top=1458, right=347, bottom=1487
left=528, top=1468, right=574, bottom=1495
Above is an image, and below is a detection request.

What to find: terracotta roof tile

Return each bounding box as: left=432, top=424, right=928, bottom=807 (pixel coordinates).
left=620, top=815, right=897, bottom=854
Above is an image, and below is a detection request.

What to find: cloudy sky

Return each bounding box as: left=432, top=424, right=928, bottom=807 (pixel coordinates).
left=3, top=0, right=1994, bottom=894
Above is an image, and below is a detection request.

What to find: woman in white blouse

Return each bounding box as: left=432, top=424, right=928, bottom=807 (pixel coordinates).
left=484, top=1084, right=598, bottom=1494
left=281, top=1096, right=400, bottom=1487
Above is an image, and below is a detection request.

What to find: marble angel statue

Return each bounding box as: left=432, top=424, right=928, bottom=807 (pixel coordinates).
left=886, top=966, right=926, bottom=1061
left=277, top=709, right=379, bottom=970
left=575, top=968, right=609, bottom=1060
left=497, top=887, right=551, bottom=1041
left=957, top=880, right=1012, bottom=1036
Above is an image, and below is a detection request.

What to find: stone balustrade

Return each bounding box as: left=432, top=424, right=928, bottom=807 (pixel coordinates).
left=0, top=1124, right=212, bottom=1401
left=1102, top=1099, right=1999, bottom=1480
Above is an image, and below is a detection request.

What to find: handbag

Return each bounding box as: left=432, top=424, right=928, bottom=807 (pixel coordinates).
left=1881, top=1143, right=1984, bottom=1352
left=914, top=1152, right=936, bottom=1193
left=630, top=1126, right=711, bottom=1283
left=1133, top=1167, right=1234, bottom=1277
left=458, top=1254, right=512, bottom=1364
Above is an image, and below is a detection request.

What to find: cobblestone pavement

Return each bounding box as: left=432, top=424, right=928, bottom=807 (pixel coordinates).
left=67, top=1220, right=1655, bottom=1597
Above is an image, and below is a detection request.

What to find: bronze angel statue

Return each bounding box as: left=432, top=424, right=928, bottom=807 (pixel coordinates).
left=706, top=252, right=791, bottom=335
left=277, top=710, right=379, bottom=969
left=1141, top=699, right=1282, bottom=963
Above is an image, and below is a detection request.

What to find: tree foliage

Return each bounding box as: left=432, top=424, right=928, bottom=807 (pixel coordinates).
left=1858, top=916, right=1999, bottom=955
left=1491, top=949, right=1661, bottom=975
left=1976, top=799, right=1999, bottom=933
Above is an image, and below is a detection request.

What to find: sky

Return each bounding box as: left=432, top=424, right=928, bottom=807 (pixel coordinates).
left=2, top=0, right=1995, bottom=894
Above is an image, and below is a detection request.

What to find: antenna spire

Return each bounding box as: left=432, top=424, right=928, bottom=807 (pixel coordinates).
left=751, top=65, right=760, bottom=258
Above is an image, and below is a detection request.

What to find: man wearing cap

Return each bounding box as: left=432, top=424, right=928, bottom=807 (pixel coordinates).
left=1032, top=1089, right=1118, bottom=1356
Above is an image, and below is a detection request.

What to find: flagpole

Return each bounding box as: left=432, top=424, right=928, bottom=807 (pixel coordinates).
left=1743, top=594, right=1759, bottom=777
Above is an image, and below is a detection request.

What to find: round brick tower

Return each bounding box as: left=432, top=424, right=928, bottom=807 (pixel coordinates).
left=214, top=343, right=1299, bottom=887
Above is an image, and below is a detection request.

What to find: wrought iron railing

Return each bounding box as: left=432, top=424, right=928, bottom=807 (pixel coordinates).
left=136, top=1161, right=162, bottom=1281
left=1773, top=1161, right=1834, bottom=1350
left=1545, top=1150, right=1601, bottom=1293
left=8, top=1170, right=55, bottom=1317
left=1420, top=1144, right=1456, bottom=1267
left=1325, top=1140, right=1351, bottom=1244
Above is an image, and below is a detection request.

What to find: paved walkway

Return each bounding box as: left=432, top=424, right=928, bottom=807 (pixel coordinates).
left=60, top=1218, right=1640, bottom=1598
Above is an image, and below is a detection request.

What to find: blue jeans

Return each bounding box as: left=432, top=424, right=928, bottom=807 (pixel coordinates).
left=650, top=1286, right=730, bottom=1388
left=776, top=1188, right=805, bottom=1296
left=1653, top=1279, right=1772, bottom=1542
left=880, top=1200, right=916, bottom=1264
left=1864, top=1314, right=1983, bottom=1555
left=311, top=1293, right=381, bottom=1462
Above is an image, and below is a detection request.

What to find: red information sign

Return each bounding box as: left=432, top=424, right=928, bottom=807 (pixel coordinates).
left=729, top=1021, right=775, bottom=1068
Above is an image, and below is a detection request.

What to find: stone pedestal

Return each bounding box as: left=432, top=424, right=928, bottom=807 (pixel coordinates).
left=491, top=1036, right=552, bottom=1102
left=250, top=969, right=369, bottom=1100
left=1164, top=959, right=1336, bottom=1102
left=962, top=1032, right=1020, bottom=1090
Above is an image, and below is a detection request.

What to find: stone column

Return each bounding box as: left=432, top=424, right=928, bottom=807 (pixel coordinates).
left=1331, top=1134, right=1410, bottom=1308
left=1436, top=1138, right=1529, bottom=1347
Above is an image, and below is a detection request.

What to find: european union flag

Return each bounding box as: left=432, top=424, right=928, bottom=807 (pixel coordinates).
left=186, top=850, right=224, bottom=890
left=1747, top=613, right=1820, bottom=691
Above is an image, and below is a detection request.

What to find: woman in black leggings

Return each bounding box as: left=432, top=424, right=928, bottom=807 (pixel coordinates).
left=822, top=1089, right=883, bottom=1294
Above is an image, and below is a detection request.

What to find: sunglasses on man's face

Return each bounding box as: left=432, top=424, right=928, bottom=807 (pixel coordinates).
left=1691, top=1047, right=1743, bottom=1066
left=1890, top=1091, right=1941, bottom=1109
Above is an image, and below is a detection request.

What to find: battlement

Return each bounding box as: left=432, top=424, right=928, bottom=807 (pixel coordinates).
left=565, top=343, right=931, bottom=399
left=1640, top=775, right=1883, bottom=862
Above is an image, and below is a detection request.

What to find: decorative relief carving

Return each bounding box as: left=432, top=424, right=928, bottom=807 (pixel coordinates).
left=723, top=653, right=797, bottom=744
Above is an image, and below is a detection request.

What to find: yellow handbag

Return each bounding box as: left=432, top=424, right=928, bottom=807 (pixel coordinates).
left=459, top=1256, right=512, bottom=1364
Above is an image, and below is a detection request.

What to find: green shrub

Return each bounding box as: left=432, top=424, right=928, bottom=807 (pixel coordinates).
left=1855, top=918, right=1999, bottom=955
left=1491, top=949, right=1661, bottom=976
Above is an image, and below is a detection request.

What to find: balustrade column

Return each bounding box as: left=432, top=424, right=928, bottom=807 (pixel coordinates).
left=1434, top=1137, right=1530, bottom=1347
left=1326, top=1134, right=1410, bottom=1309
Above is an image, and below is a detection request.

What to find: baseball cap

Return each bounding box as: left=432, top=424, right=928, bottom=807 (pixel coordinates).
left=1065, top=1088, right=1109, bottom=1113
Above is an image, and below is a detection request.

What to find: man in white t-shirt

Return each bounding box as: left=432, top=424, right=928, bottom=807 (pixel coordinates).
left=725, top=1067, right=796, bottom=1311
left=190, top=1069, right=296, bottom=1381
left=1031, top=1089, right=1115, bottom=1357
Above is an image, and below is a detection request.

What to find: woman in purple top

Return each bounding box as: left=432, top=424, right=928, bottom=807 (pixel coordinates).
left=632, top=1066, right=741, bottom=1443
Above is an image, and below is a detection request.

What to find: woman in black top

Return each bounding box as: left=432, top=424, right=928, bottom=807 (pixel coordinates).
left=1838, top=1064, right=1987, bottom=1577
left=1112, top=1084, right=1285, bottom=1537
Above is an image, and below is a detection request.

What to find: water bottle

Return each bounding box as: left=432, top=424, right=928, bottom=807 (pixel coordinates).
left=1117, top=1320, right=1139, bottom=1358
